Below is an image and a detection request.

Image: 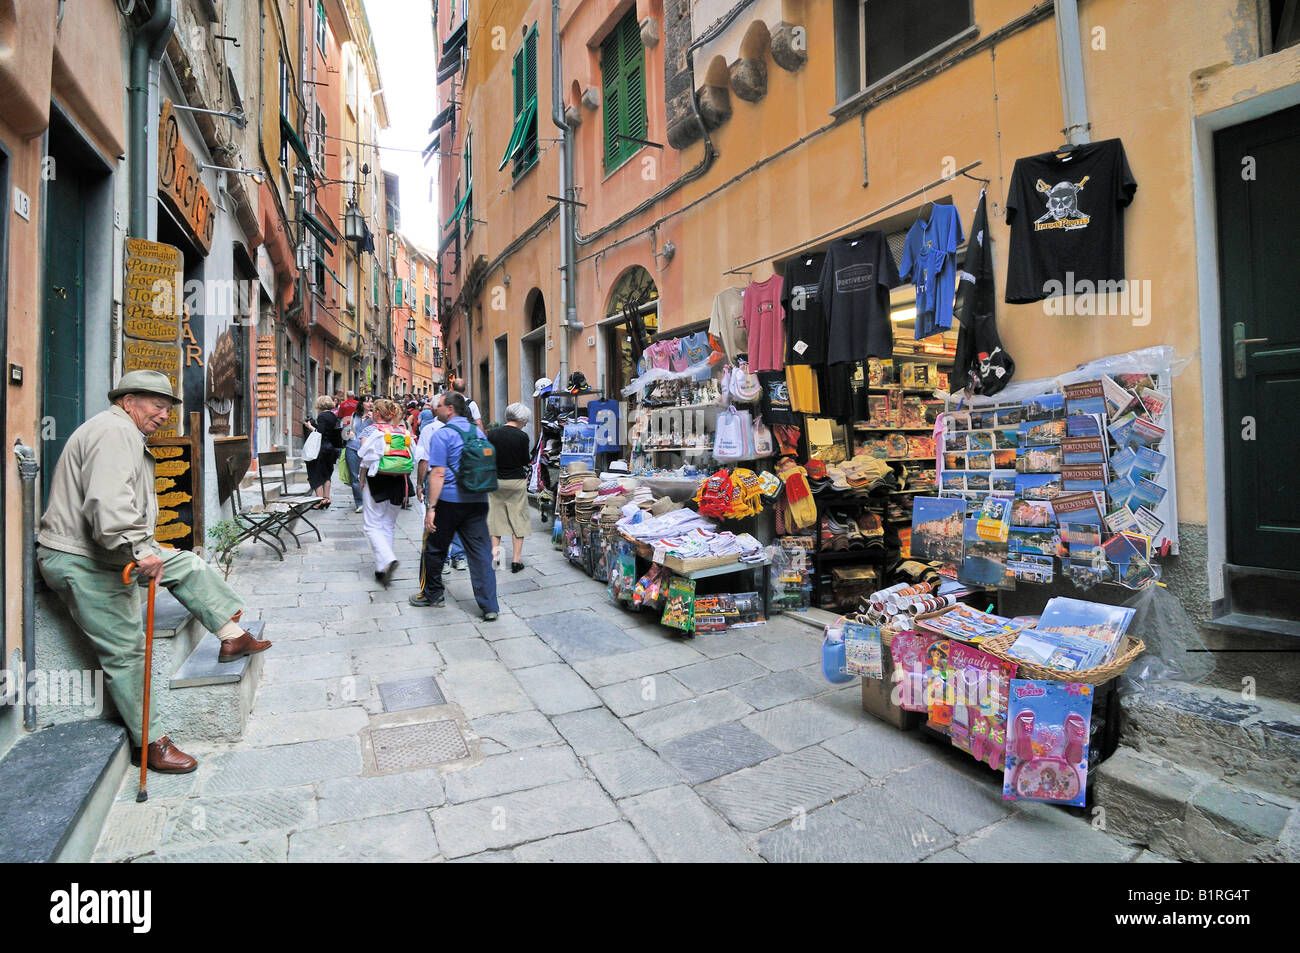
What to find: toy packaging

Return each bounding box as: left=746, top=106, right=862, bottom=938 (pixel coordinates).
left=608, top=539, right=638, bottom=603
left=843, top=623, right=883, bottom=679
left=922, top=636, right=953, bottom=733
left=889, top=631, right=929, bottom=711
left=948, top=643, right=1017, bottom=770
left=1002, top=679, right=1094, bottom=806
left=660, top=575, right=697, bottom=631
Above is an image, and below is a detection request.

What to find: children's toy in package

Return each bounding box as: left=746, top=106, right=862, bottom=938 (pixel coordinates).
left=844, top=623, right=883, bottom=679
left=1002, top=679, right=1094, bottom=806
left=889, top=631, right=928, bottom=712
left=660, top=575, right=697, bottom=631
left=922, top=636, right=954, bottom=733
left=948, top=643, right=1017, bottom=770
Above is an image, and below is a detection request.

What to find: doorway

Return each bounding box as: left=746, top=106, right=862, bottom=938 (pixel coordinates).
left=494, top=334, right=508, bottom=428
left=1214, top=103, right=1300, bottom=573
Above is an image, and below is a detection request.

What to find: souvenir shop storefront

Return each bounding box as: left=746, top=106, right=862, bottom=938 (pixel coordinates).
left=537, top=137, right=1184, bottom=810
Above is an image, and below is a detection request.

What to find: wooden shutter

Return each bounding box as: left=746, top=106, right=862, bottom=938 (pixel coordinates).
left=601, top=27, right=623, bottom=169
left=620, top=12, right=647, bottom=144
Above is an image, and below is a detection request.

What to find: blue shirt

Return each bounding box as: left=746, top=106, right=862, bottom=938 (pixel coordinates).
left=900, top=204, right=964, bottom=340
left=427, top=415, right=488, bottom=503
left=417, top=409, right=434, bottom=432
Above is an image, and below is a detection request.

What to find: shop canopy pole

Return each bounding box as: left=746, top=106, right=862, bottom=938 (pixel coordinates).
left=722, top=161, right=987, bottom=276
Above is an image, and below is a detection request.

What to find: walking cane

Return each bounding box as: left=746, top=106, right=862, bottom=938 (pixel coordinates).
left=122, top=562, right=156, bottom=802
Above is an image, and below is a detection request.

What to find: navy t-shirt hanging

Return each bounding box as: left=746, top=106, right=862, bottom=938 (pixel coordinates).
left=1003, top=138, right=1137, bottom=304
left=817, top=231, right=899, bottom=363
left=780, top=252, right=827, bottom=365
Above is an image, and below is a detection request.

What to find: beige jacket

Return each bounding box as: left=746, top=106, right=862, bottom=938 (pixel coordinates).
left=37, top=406, right=161, bottom=566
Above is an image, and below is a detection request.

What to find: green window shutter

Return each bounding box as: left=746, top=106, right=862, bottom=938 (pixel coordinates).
left=522, top=27, right=538, bottom=170
left=621, top=13, right=647, bottom=144
left=512, top=49, right=524, bottom=118
left=601, top=27, right=624, bottom=169
left=394, top=277, right=402, bottom=305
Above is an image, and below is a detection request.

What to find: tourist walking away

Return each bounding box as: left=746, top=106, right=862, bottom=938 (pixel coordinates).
left=344, top=394, right=377, bottom=512
left=357, top=398, right=415, bottom=587
left=306, top=394, right=343, bottom=508
left=451, top=377, right=483, bottom=428
left=417, top=395, right=467, bottom=573
left=410, top=393, right=500, bottom=619
left=488, top=402, right=533, bottom=572
left=35, top=370, right=271, bottom=773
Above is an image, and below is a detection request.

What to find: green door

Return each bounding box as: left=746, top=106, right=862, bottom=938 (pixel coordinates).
left=42, top=165, right=86, bottom=500
left=1215, top=104, right=1300, bottom=571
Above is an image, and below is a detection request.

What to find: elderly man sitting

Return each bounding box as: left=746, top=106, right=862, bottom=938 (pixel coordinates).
left=36, top=370, right=271, bottom=773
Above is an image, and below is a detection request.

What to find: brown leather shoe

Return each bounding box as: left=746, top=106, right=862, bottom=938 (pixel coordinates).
left=218, top=630, right=272, bottom=663
left=131, top=735, right=198, bottom=774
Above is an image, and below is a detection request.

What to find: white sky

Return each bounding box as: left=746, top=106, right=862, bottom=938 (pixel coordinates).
left=365, top=0, right=438, bottom=251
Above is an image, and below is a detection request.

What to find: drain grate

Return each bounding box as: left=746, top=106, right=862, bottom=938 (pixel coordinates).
left=378, top=676, right=446, bottom=713
left=371, top=720, right=469, bottom=772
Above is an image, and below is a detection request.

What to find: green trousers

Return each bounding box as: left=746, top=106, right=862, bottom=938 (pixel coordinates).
left=37, top=547, right=244, bottom=746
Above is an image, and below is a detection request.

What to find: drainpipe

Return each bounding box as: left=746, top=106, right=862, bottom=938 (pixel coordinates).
left=550, top=0, right=579, bottom=392
left=128, top=0, right=175, bottom=238
left=14, top=440, right=39, bottom=730
left=1053, top=0, right=1091, bottom=145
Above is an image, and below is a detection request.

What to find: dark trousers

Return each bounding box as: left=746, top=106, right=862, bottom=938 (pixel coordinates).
left=419, top=499, right=498, bottom=614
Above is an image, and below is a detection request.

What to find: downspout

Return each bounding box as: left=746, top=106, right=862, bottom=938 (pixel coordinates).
left=550, top=0, right=577, bottom=392
left=14, top=441, right=38, bottom=730
left=129, top=0, right=175, bottom=238
left=1053, top=0, right=1091, bottom=145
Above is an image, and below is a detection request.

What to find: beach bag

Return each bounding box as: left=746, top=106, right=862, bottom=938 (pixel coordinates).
left=731, top=361, right=762, bottom=402
left=752, top=416, right=774, bottom=457
left=337, top=452, right=351, bottom=486
left=374, top=424, right=416, bottom=475
left=302, top=430, right=322, bottom=462
left=448, top=424, right=499, bottom=493
left=713, top=406, right=748, bottom=461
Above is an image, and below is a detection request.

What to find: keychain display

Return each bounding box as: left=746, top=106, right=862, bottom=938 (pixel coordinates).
left=1002, top=679, right=1094, bottom=807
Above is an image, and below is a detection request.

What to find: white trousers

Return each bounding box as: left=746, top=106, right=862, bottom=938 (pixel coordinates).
left=362, top=486, right=402, bottom=571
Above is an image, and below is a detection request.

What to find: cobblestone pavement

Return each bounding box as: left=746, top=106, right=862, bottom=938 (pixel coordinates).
left=94, top=485, right=1165, bottom=863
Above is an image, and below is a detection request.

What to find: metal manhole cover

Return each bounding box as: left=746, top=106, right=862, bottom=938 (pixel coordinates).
left=378, top=676, right=446, bottom=712
left=371, top=720, right=468, bottom=772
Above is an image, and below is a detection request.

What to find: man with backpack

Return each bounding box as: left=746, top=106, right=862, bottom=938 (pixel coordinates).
left=409, top=392, right=500, bottom=620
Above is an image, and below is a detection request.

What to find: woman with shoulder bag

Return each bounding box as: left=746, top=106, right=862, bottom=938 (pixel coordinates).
left=344, top=394, right=377, bottom=513
left=357, top=399, right=415, bottom=587
left=306, top=395, right=344, bottom=508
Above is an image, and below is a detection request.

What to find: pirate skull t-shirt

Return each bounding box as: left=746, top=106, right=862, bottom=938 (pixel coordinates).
left=1003, top=138, right=1137, bottom=304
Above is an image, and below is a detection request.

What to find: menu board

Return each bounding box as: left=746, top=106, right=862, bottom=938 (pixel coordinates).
left=124, top=237, right=183, bottom=436
left=256, top=335, right=278, bottom=418
left=148, top=413, right=201, bottom=551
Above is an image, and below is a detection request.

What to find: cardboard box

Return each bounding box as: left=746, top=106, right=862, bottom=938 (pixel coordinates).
left=860, top=646, right=923, bottom=730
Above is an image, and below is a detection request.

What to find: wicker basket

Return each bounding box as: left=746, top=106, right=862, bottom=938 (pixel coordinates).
left=980, top=631, right=1146, bottom=685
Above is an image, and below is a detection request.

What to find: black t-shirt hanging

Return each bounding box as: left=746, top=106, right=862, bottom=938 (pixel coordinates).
left=781, top=252, right=827, bottom=365
left=1004, top=138, right=1137, bottom=304
left=818, top=231, right=898, bottom=364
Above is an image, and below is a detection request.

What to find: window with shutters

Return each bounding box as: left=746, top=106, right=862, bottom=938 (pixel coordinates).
left=500, top=26, right=538, bottom=180
left=601, top=9, right=647, bottom=173
left=317, top=1, right=328, bottom=60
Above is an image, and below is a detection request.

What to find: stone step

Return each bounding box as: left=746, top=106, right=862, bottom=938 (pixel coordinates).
left=170, top=621, right=265, bottom=688
left=157, top=622, right=269, bottom=745
left=1206, top=611, right=1300, bottom=639
left=1224, top=563, right=1300, bottom=621
left=0, top=720, right=128, bottom=862
left=1093, top=746, right=1299, bottom=862
left=1119, top=681, right=1300, bottom=801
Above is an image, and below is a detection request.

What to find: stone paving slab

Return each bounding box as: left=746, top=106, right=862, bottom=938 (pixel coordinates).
left=887, top=758, right=1011, bottom=837
left=741, top=636, right=820, bottom=672
left=261, top=651, right=352, bottom=685
left=585, top=747, right=681, bottom=799
left=697, top=745, right=868, bottom=833
left=243, top=706, right=369, bottom=748
left=350, top=643, right=444, bottom=678
left=551, top=708, right=639, bottom=756
left=957, top=803, right=1140, bottom=863
left=669, top=655, right=768, bottom=694
left=95, top=804, right=168, bottom=859
left=528, top=609, right=644, bottom=663
left=340, top=602, right=404, bottom=621
left=740, top=695, right=862, bottom=753
left=596, top=674, right=695, bottom=718
left=135, top=834, right=290, bottom=864
left=626, top=691, right=755, bottom=749
left=431, top=779, right=620, bottom=858
left=252, top=680, right=332, bottom=715
left=658, top=722, right=782, bottom=785
left=444, top=747, right=586, bottom=803
left=493, top=636, right=563, bottom=670
left=729, top=669, right=828, bottom=710
left=821, top=723, right=936, bottom=779
left=287, top=810, right=441, bottom=862
left=620, top=785, right=758, bottom=863
left=404, top=621, right=482, bottom=643
left=316, top=769, right=446, bottom=823
left=690, top=631, right=768, bottom=659
left=512, top=822, right=656, bottom=863
left=160, top=786, right=316, bottom=846
left=438, top=639, right=499, bottom=664
left=470, top=710, right=563, bottom=751
left=513, top=663, right=603, bottom=715
left=758, top=788, right=956, bottom=863
left=573, top=642, right=706, bottom=688
left=203, top=738, right=362, bottom=794
left=436, top=660, right=532, bottom=719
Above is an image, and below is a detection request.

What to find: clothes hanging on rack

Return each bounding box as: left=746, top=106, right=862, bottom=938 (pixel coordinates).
left=708, top=286, right=748, bottom=360
left=742, top=274, right=785, bottom=372
left=954, top=191, right=1015, bottom=396
left=900, top=203, right=965, bottom=340
left=817, top=230, right=899, bottom=364
left=780, top=251, right=827, bottom=365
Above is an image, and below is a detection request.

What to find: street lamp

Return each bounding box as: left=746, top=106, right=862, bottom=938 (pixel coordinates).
left=296, top=242, right=312, bottom=271
left=344, top=202, right=365, bottom=243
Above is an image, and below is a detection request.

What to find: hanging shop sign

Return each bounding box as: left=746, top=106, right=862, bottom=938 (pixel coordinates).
left=158, top=99, right=215, bottom=255
left=256, top=335, right=279, bottom=418
left=124, top=237, right=183, bottom=436
left=206, top=328, right=240, bottom=435
left=212, top=436, right=252, bottom=505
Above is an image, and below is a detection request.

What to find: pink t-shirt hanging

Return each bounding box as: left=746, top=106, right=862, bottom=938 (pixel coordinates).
left=742, top=275, right=785, bottom=372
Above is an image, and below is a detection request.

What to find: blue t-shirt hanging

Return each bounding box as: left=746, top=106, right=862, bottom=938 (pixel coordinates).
left=900, top=203, right=965, bottom=340
left=587, top=399, right=621, bottom=453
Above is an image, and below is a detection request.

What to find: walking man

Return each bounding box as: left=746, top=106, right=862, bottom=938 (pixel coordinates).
left=36, top=371, right=271, bottom=772
left=409, top=393, right=500, bottom=620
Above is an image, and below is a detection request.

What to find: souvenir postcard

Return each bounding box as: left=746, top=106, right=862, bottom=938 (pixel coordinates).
left=1061, top=436, right=1106, bottom=466
left=1016, top=472, right=1063, bottom=500
left=941, top=471, right=966, bottom=491
left=1018, top=445, right=1063, bottom=473
left=1138, top=386, right=1168, bottom=422
left=945, top=410, right=971, bottom=432
left=1065, top=413, right=1105, bottom=439
left=991, top=470, right=1018, bottom=494
left=1131, top=446, right=1166, bottom=480
left=1024, top=392, right=1066, bottom=420
left=1020, top=418, right=1067, bottom=446
left=960, top=518, right=1010, bottom=588
left=969, top=411, right=997, bottom=430
left=994, top=428, right=1019, bottom=449
left=1131, top=477, right=1168, bottom=510
left=965, top=472, right=991, bottom=492
left=1114, top=373, right=1156, bottom=394
left=945, top=431, right=968, bottom=452
left=944, top=452, right=967, bottom=470
left=1009, top=553, right=1055, bottom=584
left=1109, top=446, right=1139, bottom=477
left=1126, top=416, right=1167, bottom=450
left=911, top=497, right=966, bottom=567
left=1036, top=596, right=1136, bottom=657
left=1106, top=476, right=1137, bottom=508
left=967, top=431, right=994, bottom=452
left=1062, top=464, right=1107, bottom=492
left=1133, top=505, right=1165, bottom=538
left=1107, top=412, right=1138, bottom=447
left=993, top=449, right=1017, bottom=468
left=1064, top=380, right=1106, bottom=418
left=1104, top=506, right=1140, bottom=535
left=967, top=451, right=993, bottom=470
left=1009, top=526, right=1060, bottom=556
left=1102, top=375, right=1139, bottom=420
left=1011, top=499, right=1057, bottom=527
left=995, top=407, right=1024, bottom=426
